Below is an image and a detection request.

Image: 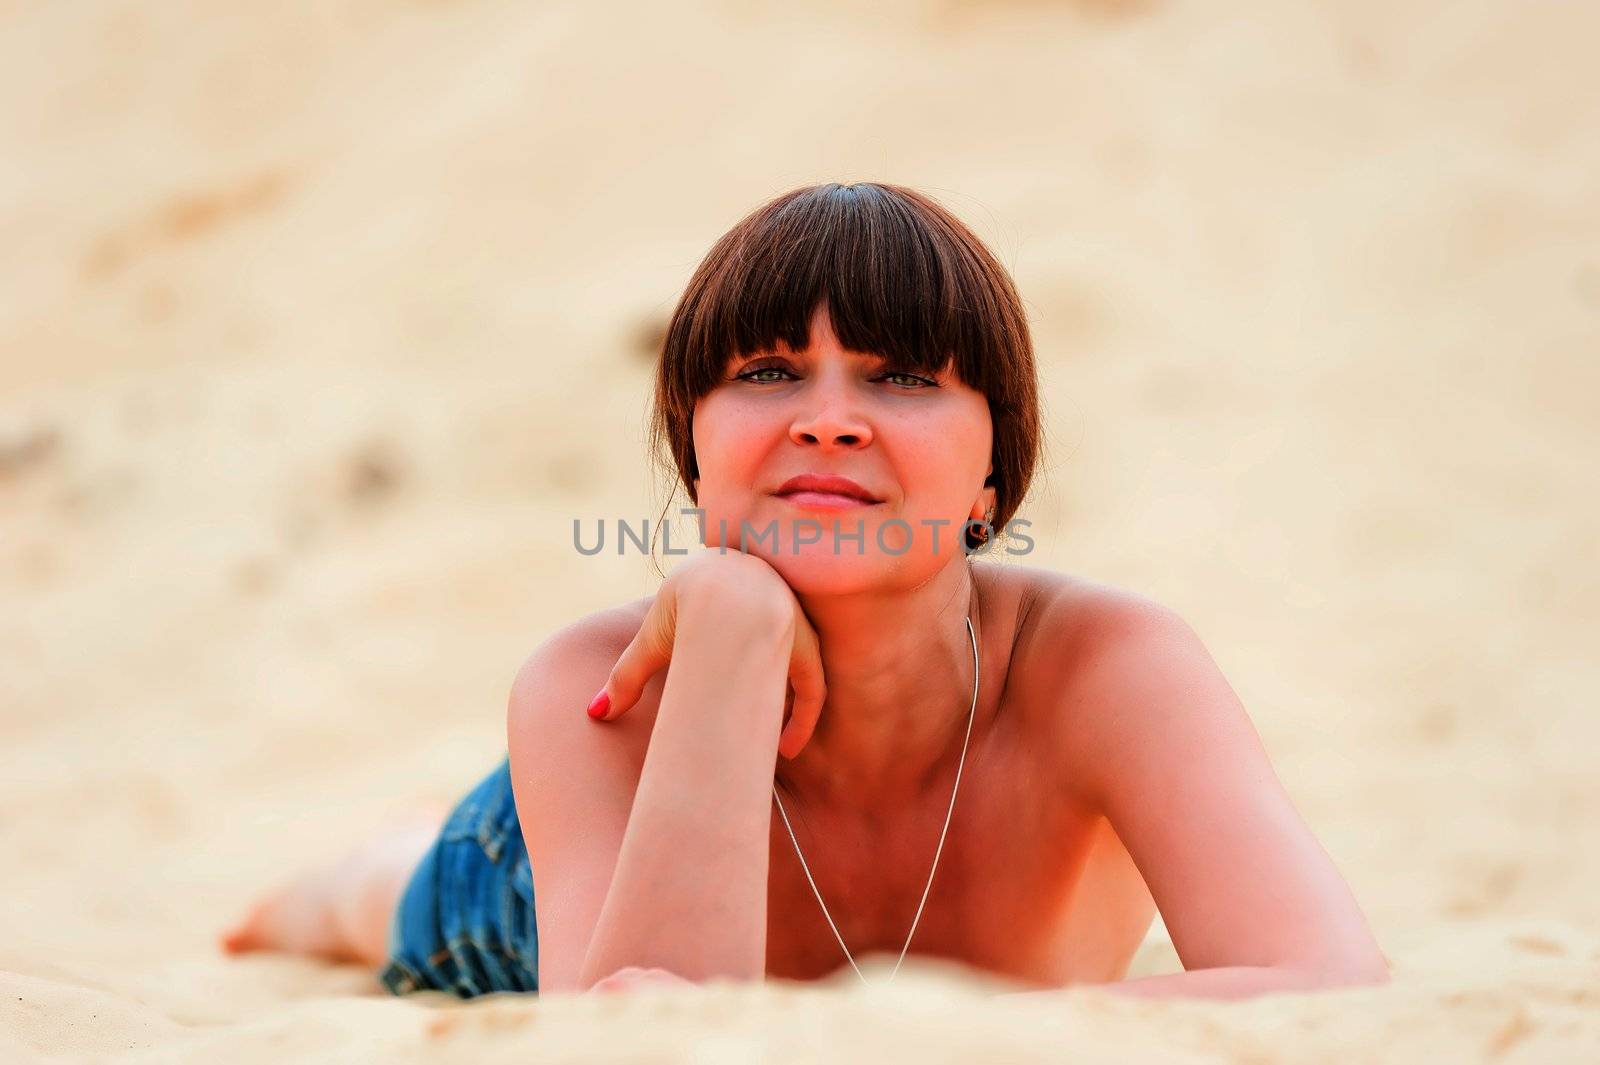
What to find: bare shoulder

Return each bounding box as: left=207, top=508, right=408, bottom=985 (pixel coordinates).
left=987, top=561, right=1186, bottom=662
left=509, top=597, right=651, bottom=693
left=991, top=563, right=1204, bottom=795
left=505, top=595, right=656, bottom=761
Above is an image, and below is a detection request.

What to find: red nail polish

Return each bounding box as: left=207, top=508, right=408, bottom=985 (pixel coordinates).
left=587, top=690, right=610, bottom=720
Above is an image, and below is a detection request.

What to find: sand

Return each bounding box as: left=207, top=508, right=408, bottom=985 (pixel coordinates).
left=3, top=1, right=1597, bottom=1061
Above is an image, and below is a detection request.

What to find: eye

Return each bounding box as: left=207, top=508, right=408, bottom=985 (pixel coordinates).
left=879, top=370, right=938, bottom=389
left=735, top=364, right=796, bottom=384
left=731, top=360, right=937, bottom=388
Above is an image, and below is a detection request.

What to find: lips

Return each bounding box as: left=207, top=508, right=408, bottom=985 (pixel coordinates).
left=773, top=474, right=883, bottom=504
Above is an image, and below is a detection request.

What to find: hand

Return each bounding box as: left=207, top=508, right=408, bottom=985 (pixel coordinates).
left=585, top=965, right=695, bottom=994
left=588, top=550, right=827, bottom=760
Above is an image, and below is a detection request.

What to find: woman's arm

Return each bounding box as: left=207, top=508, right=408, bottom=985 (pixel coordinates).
left=574, top=578, right=793, bottom=989
left=1101, top=962, right=1386, bottom=999
left=1000, top=964, right=1385, bottom=1004
left=1045, top=593, right=1389, bottom=997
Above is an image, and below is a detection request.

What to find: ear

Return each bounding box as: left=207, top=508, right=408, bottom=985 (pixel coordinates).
left=970, top=463, right=998, bottom=525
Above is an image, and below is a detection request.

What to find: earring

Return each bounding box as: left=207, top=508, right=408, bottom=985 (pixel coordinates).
left=968, top=509, right=995, bottom=549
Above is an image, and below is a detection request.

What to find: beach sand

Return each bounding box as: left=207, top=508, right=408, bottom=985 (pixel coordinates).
left=3, top=2, right=1597, bottom=1060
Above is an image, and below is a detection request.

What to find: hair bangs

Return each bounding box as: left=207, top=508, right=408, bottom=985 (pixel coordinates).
left=675, top=185, right=1016, bottom=395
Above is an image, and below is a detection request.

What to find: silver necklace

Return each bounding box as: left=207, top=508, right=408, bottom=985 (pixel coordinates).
left=771, top=615, right=980, bottom=986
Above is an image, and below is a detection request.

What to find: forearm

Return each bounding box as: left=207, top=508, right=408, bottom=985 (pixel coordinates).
left=1001, top=964, right=1389, bottom=1003
left=578, top=604, right=789, bottom=988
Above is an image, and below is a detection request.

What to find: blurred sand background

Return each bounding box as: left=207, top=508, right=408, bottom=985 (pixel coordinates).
left=3, top=1, right=1597, bottom=1061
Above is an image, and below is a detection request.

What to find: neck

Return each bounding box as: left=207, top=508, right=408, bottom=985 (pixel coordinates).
left=774, top=558, right=989, bottom=810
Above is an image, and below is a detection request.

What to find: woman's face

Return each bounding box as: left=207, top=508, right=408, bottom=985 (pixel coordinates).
left=691, top=303, right=995, bottom=596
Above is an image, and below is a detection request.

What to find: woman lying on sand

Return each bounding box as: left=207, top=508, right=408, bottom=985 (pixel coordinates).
left=222, top=182, right=1389, bottom=1000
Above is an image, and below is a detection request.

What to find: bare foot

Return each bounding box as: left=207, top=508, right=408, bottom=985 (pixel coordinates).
left=220, top=865, right=350, bottom=959
left=221, top=805, right=447, bottom=966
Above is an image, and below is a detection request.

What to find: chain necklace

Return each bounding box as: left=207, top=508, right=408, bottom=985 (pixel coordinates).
left=770, top=615, right=980, bottom=986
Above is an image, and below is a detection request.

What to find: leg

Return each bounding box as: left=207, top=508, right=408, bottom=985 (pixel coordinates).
left=221, top=806, right=446, bottom=969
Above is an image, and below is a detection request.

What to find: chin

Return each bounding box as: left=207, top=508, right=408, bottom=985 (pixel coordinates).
left=760, top=552, right=883, bottom=596
left=759, top=546, right=952, bottom=599
left=699, top=507, right=955, bottom=595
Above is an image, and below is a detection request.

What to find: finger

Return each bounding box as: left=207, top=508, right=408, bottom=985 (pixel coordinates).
left=779, top=670, right=825, bottom=759
left=586, top=970, right=629, bottom=994
left=587, top=966, right=690, bottom=994
left=591, top=603, right=672, bottom=722
left=778, top=625, right=826, bottom=760
left=633, top=967, right=693, bottom=987
left=591, top=965, right=648, bottom=991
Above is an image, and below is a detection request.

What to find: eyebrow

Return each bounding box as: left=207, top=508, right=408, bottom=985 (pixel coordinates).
left=732, top=349, right=889, bottom=364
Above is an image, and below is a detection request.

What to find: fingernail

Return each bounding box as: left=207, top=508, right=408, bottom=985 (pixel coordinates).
left=586, top=690, right=610, bottom=720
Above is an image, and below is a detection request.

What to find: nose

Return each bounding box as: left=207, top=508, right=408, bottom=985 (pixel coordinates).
left=788, top=375, right=874, bottom=450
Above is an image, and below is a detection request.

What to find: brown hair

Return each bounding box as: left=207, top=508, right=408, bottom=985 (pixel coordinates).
left=646, top=181, right=1042, bottom=567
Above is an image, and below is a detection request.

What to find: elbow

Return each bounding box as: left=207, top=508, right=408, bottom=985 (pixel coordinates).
left=1299, top=952, right=1392, bottom=991
left=1330, top=960, right=1391, bottom=989
left=1263, top=938, right=1391, bottom=993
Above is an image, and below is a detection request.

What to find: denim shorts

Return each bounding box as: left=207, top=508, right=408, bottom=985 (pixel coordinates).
left=377, top=756, right=540, bottom=997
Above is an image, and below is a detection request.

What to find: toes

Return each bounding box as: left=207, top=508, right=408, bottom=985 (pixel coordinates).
left=220, top=921, right=258, bottom=954
left=219, top=897, right=272, bottom=955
